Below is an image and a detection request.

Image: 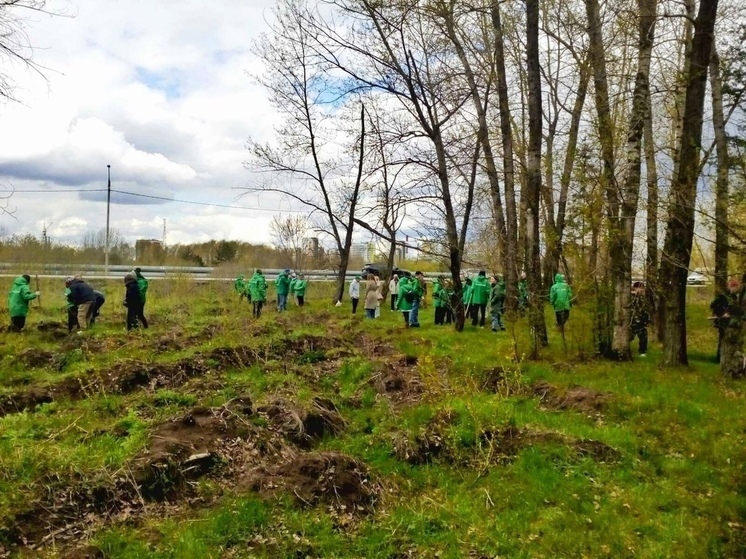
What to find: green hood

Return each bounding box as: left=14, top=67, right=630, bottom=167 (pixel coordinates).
left=8, top=275, right=37, bottom=317
left=554, top=274, right=565, bottom=284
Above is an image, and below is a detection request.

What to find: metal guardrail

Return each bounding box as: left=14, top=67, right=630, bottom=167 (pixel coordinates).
left=0, top=264, right=377, bottom=282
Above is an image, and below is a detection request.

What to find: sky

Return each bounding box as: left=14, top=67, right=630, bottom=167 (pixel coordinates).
left=0, top=0, right=304, bottom=246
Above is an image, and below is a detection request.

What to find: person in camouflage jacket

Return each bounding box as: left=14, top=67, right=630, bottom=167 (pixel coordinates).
left=629, top=281, right=650, bottom=356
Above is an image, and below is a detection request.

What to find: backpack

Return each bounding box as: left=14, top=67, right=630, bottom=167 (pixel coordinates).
left=404, top=291, right=415, bottom=303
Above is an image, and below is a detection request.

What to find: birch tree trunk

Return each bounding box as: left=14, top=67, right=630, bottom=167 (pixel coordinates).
left=710, top=44, right=729, bottom=296
left=610, top=0, right=658, bottom=360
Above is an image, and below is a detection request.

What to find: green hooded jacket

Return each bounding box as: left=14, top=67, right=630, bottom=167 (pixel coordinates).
left=136, top=275, right=148, bottom=303
left=234, top=275, right=245, bottom=293
left=396, top=276, right=414, bottom=312
left=462, top=281, right=473, bottom=306
left=433, top=279, right=445, bottom=308
left=248, top=272, right=268, bottom=302
left=549, top=274, right=572, bottom=311
left=8, top=276, right=37, bottom=317
left=471, top=275, right=490, bottom=305
left=275, top=272, right=291, bottom=296
left=294, top=279, right=308, bottom=296
left=490, top=277, right=506, bottom=314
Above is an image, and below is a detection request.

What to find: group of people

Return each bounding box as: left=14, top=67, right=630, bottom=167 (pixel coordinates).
left=6, top=268, right=149, bottom=333
left=361, top=270, right=573, bottom=333
left=348, top=274, right=388, bottom=319
left=234, top=269, right=309, bottom=317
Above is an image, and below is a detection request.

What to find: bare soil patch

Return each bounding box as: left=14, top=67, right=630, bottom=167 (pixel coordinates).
left=17, top=348, right=57, bottom=368
left=369, top=356, right=423, bottom=406
left=532, top=380, right=609, bottom=413
left=256, top=397, right=346, bottom=449
left=243, top=451, right=380, bottom=513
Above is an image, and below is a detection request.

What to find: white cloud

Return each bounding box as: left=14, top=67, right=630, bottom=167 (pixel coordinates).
left=0, top=0, right=286, bottom=246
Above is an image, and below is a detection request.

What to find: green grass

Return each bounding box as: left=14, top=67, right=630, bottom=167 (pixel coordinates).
left=0, top=279, right=744, bottom=558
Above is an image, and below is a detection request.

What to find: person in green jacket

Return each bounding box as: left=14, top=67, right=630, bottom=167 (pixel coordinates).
left=234, top=274, right=247, bottom=302
left=248, top=269, right=268, bottom=318
left=396, top=274, right=415, bottom=328
left=470, top=270, right=490, bottom=327
left=294, top=274, right=308, bottom=306
left=8, top=274, right=39, bottom=331
left=517, top=273, right=528, bottom=311
left=289, top=273, right=298, bottom=305
left=433, top=276, right=446, bottom=325
left=133, top=267, right=149, bottom=328
left=275, top=269, right=291, bottom=311
left=408, top=271, right=425, bottom=327
left=443, top=278, right=455, bottom=325
left=549, top=273, right=573, bottom=327
left=490, top=275, right=506, bottom=332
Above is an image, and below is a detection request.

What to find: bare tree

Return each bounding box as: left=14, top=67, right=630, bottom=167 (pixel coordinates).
left=0, top=1, right=68, bottom=101
left=243, top=0, right=364, bottom=303
left=269, top=214, right=310, bottom=271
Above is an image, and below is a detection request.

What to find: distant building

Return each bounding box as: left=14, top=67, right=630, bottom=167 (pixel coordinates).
left=136, top=239, right=165, bottom=264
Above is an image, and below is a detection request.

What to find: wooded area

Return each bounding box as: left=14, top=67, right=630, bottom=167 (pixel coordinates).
left=244, top=0, right=746, bottom=363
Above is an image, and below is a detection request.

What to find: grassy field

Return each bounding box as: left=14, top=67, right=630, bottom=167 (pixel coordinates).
left=0, top=277, right=743, bottom=558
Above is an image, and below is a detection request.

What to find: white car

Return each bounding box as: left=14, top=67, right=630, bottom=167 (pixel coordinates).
left=687, top=272, right=708, bottom=285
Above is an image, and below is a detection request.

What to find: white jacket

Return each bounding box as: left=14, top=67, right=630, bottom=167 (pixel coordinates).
left=388, top=279, right=397, bottom=294
left=349, top=280, right=360, bottom=298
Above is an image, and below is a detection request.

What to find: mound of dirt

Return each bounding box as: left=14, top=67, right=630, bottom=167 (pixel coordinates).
left=36, top=321, right=68, bottom=341
left=244, top=452, right=379, bottom=513
left=392, top=409, right=459, bottom=465
left=533, top=380, right=609, bottom=413
left=18, top=348, right=57, bottom=368
left=370, top=359, right=423, bottom=406
left=0, top=387, right=53, bottom=416
left=257, top=397, right=346, bottom=449
left=135, top=406, right=254, bottom=501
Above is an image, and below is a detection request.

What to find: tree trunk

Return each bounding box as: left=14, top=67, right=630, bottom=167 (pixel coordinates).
left=585, top=0, right=619, bottom=357
left=659, top=0, right=719, bottom=366
left=526, top=0, right=548, bottom=353
left=610, top=0, right=657, bottom=360
left=710, top=44, right=729, bottom=296
left=643, top=81, right=661, bottom=340
left=491, top=1, right=519, bottom=310
left=334, top=105, right=366, bottom=303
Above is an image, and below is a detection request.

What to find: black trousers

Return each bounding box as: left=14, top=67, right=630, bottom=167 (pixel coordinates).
left=391, top=294, right=397, bottom=311
left=68, top=307, right=80, bottom=331
left=253, top=301, right=264, bottom=318
left=471, top=304, right=486, bottom=326
left=9, top=316, right=26, bottom=331
left=127, top=302, right=149, bottom=330
left=298, top=296, right=305, bottom=306
left=555, top=310, right=570, bottom=327
left=351, top=298, right=359, bottom=314
left=630, top=324, right=648, bottom=354
left=434, top=306, right=445, bottom=325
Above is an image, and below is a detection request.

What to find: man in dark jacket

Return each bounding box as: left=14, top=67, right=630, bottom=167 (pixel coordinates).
left=124, top=273, right=148, bottom=330
left=67, top=275, right=96, bottom=330
left=629, top=281, right=650, bottom=357
left=89, top=291, right=106, bottom=325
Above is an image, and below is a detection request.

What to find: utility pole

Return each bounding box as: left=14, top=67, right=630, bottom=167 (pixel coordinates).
left=105, top=164, right=111, bottom=276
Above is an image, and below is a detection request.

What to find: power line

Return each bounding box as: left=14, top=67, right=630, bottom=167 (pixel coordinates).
left=11, top=187, right=307, bottom=213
